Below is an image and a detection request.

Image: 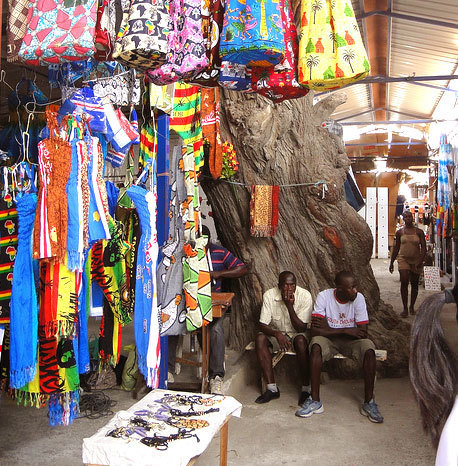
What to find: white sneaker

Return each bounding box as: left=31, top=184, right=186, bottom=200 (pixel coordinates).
left=209, top=376, right=224, bottom=395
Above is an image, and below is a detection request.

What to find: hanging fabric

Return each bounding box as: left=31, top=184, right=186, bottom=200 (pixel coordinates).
left=94, top=0, right=117, bottom=61
left=219, top=0, right=285, bottom=67
left=251, top=0, right=309, bottom=103
left=9, top=193, right=38, bottom=389
left=92, top=70, right=141, bottom=107
left=250, top=184, right=279, bottom=237
left=218, top=61, right=253, bottom=91
left=201, top=88, right=222, bottom=179
left=0, top=324, right=10, bottom=390
left=191, top=0, right=225, bottom=86
left=146, top=0, right=209, bottom=85
left=298, top=0, right=370, bottom=90
left=6, top=0, right=29, bottom=62
left=113, top=0, right=169, bottom=70
left=18, top=0, right=98, bottom=65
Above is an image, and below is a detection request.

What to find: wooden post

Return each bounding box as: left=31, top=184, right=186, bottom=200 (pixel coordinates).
left=219, top=420, right=228, bottom=466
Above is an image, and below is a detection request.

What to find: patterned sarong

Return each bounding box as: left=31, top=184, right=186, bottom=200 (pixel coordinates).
left=250, top=185, right=280, bottom=237
left=6, top=0, right=29, bottom=62
left=201, top=88, right=222, bottom=180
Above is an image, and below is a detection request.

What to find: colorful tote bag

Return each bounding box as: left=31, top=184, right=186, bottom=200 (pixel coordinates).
left=190, top=0, right=225, bottom=87
left=146, top=0, right=208, bottom=85
left=218, top=61, right=253, bottom=91
left=94, top=0, right=117, bottom=61
left=298, top=0, right=370, bottom=90
left=18, top=0, right=98, bottom=65
left=219, top=0, right=285, bottom=67
left=113, top=0, right=169, bottom=70
left=251, top=0, right=309, bottom=103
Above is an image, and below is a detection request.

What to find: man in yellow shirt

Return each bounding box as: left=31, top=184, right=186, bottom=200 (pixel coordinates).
left=255, top=271, right=313, bottom=405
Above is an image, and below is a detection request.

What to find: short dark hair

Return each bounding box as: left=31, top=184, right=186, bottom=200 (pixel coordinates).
left=335, top=271, right=354, bottom=286
left=410, top=292, right=458, bottom=448
left=279, top=271, right=296, bottom=285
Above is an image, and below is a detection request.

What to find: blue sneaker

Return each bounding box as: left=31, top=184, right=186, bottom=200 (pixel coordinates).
left=295, top=397, right=324, bottom=418
left=360, top=399, right=384, bottom=423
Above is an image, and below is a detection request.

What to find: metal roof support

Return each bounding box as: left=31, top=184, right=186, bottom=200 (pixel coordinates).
left=385, top=0, right=392, bottom=122
left=336, top=107, right=430, bottom=121
left=340, top=118, right=458, bottom=126
left=357, top=10, right=458, bottom=29
left=345, top=142, right=426, bottom=146
left=359, top=0, right=375, bottom=123
left=408, top=81, right=458, bottom=93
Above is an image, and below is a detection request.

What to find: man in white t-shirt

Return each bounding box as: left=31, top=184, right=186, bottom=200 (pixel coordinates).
left=255, top=271, right=313, bottom=405
left=295, top=271, right=384, bottom=423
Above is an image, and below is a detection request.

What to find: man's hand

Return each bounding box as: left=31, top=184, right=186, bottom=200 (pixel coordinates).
left=389, top=263, right=394, bottom=274
left=282, top=290, right=295, bottom=306
left=275, top=331, right=291, bottom=351
left=312, top=315, right=328, bottom=329
left=210, top=270, right=222, bottom=280
left=344, top=327, right=367, bottom=339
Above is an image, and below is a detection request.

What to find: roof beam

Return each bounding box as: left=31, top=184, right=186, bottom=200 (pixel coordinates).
left=346, top=142, right=426, bottom=146
left=336, top=107, right=430, bottom=121
left=340, top=118, right=458, bottom=125
left=357, top=10, right=458, bottom=29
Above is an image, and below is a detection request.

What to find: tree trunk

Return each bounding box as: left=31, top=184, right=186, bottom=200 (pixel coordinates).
left=201, top=91, right=411, bottom=377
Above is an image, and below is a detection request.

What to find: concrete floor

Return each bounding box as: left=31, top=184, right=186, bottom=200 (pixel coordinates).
left=0, top=259, right=440, bottom=465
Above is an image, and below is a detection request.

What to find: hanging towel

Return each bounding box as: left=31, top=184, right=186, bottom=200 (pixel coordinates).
left=250, top=184, right=279, bottom=237
left=6, top=0, right=29, bottom=62
left=201, top=88, right=222, bottom=179
left=9, top=193, right=38, bottom=389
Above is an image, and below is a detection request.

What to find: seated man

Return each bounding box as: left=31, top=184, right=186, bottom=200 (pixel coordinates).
left=255, top=271, right=312, bottom=405
left=295, top=271, right=383, bottom=423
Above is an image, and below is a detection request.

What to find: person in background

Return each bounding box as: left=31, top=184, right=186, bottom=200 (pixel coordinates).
left=296, top=271, right=383, bottom=423
left=201, top=225, right=248, bottom=395
left=255, top=271, right=312, bottom=406
left=410, top=288, right=457, bottom=466
left=389, top=210, right=426, bottom=318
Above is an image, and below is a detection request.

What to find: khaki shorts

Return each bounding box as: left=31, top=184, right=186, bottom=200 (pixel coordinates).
left=309, top=335, right=375, bottom=366
left=265, top=330, right=311, bottom=352
left=397, top=256, right=422, bottom=275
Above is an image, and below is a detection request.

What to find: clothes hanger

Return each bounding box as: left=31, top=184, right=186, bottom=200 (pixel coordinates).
left=0, top=70, right=14, bottom=92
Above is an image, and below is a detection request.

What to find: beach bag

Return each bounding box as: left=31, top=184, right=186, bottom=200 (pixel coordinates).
left=298, top=0, right=370, bottom=90
left=219, top=0, right=285, bottom=67
left=191, top=0, right=225, bottom=87
left=18, top=0, right=98, bottom=65
left=218, top=61, right=253, bottom=91
left=146, top=0, right=208, bottom=85
left=251, top=0, right=308, bottom=103
left=113, top=0, right=169, bottom=70
left=94, top=0, right=117, bottom=61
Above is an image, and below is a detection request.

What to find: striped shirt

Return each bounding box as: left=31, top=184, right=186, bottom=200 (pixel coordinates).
left=208, top=243, right=245, bottom=292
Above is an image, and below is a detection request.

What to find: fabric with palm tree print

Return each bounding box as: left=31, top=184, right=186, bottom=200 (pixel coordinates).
left=219, top=0, right=286, bottom=67
left=298, top=0, right=369, bottom=90
left=251, top=0, right=309, bottom=102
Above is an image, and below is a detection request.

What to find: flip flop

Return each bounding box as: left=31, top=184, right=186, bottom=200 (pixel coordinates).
left=400, top=311, right=408, bottom=318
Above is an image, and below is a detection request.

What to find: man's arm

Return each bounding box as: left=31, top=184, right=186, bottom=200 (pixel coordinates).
left=211, top=264, right=248, bottom=281
left=389, top=230, right=401, bottom=273
left=311, top=316, right=367, bottom=339
left=259, top=322, right=291, bottom=351
left=283, top=291, right=309, bottom=333
left=417, top=228, right=427, bottom=265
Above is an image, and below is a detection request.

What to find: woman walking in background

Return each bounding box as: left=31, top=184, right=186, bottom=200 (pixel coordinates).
left=389, top=210, right=426, bottom=317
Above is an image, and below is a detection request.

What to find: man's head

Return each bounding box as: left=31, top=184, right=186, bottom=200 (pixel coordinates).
left=278, top=271, right=296, bottom=296
left=335, top=271, right=358, bottom=302
left=201, top=225, right=211, bottom=241
left=402, top=210, right=414, bottom=226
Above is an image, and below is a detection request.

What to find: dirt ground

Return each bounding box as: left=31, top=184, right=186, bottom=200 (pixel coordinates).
left=0, top=259, right=442, bottom=465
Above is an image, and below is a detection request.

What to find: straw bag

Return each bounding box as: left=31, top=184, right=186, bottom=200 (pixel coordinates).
left=298, top=0, right=370, bottom=90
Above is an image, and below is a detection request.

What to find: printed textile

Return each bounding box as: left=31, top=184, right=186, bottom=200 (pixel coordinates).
left=183, top=236, right=212, bottom=331
left=298, top=0, right=369, bottom=90
left=94, top=0, right=117, bottom=61
left=126, top=186, right=160, bottom=388
left=201, top=88, right=222, bottom=179
left=93, top=70, right=141, bottom=106
left=146, top=0, right=209, bottom=85
left=251, top=0, right=309, bottom=103
left=9, top=193, right=38, bottom=389
left=18, top=0, right=97, bottom=65
left=218, top=61, right=253, bottom=91
left=0, top=324, right=10, bottom=390
left=191, top=0, right=225, bottom=86
left=250, top=184, right=279, bottom=237
left=0, top=192, right=18, bottom=324
left=219, top=0, right=285, bottom=67
left=113, top=0, right=169, bottom=70
left=7, top=0, right=29, bottom=62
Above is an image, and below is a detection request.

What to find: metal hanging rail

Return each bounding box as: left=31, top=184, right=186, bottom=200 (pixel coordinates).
left=339, top=118, right=458, bottom=126
left=345, top=142, right=426, bottom=146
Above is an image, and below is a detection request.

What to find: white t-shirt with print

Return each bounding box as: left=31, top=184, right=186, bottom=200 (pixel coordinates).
left=436, top=396, right=458, bottom=466
left=312, top=288, right=369, bottom=328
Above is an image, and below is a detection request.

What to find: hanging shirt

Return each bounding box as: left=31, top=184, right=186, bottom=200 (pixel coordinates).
left=208, top=242, right=245, bottom=292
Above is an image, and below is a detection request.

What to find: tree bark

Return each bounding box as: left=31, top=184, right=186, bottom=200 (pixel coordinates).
left=201, top=91, right=411, bottom=377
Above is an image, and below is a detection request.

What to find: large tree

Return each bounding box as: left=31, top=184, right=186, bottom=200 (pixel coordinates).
left=201, top=91, right=410, bottom=377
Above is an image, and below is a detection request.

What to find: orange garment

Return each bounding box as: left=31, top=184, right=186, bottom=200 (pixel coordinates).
left=201, top=88, right=222, bottom=179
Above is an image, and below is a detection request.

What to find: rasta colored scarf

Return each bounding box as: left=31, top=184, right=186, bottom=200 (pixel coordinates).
left=250, top=185, right=280, bottom=237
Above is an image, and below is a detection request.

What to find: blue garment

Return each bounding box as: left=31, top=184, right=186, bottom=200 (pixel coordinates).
left=126, top=185, right=154, bottom=381
left=156, top=113, right=170, bottom=254
left=77, top=254, right=90, bottom=374
left=105, top=181, right=120, bottom=217
left=9, top=193, right=38, bottom=389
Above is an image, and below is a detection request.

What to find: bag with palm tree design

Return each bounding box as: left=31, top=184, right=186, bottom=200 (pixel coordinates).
left=219, top=0, right=286, bottom=68
left=298, top=0, right=369, bottom=90
left=251, top=0, right=309, bottom=102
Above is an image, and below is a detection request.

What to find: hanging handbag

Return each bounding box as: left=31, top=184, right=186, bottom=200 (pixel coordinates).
left=190, top=0, right=225, bottom=87
left=298, top=0, right=370, bottom=90
left=219, top=0, right=285, bottom=68
left=94, top=0, right=117, bottom=61
left=113, top=0, right=169, bottom=70
left=18, top=0, right=98, bottom=65
left=251, top=0, right=309, bottom=103
left=92, top=68, right=141, bottom=106
left=218, top=61, right=253, bottom=92
left=146, top=0, right=208, bottom=85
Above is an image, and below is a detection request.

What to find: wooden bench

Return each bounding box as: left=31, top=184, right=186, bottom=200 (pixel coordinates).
left=245, top=341, right=387, bottom=392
